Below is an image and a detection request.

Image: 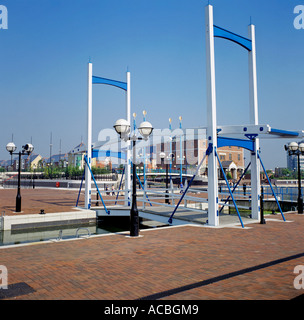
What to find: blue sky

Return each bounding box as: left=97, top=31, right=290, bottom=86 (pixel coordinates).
left=0, top=0, right=303, bottom=169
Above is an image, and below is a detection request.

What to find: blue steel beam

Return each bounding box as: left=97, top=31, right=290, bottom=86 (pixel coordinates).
left=213, top=25, right=252, bottom=51
left=84, top=155, right=109, bottom=214
left=215, top=149, right=244, bottom=228
left=92, top=76, right=127, bottom=91
left=257, top=151, right=286, bottom=222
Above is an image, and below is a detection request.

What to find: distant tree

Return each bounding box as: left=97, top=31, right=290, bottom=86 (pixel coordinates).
left=281, top=168, right=292, bottom=176
left=266, top=169, right=274, bottom=179
left=92, top=167, right=111, bottom=175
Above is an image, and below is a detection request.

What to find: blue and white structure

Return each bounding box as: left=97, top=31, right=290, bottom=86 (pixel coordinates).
left=85, top=62, right=93, bottom=209
left=83, top=4, right=304, bottom=228
left=205, top=4, right=261, bottom=226
left=204, top=4, right=303, bottom=226
left=85, top=62, right=131, bottom=209
left=179, top=116, right=183, bottom=186
left=205, top=4, right=219, bottom=226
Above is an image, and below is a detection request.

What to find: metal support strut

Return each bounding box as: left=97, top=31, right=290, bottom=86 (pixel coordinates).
left=84, top=155, right=110, bottom=214
left=76, top=169, right=85, bottom=207
left=135, top=170, right=152, bottom=207
left=115, top=166, right=125, bottom=205
left=257, top=151, right=286, bottom=222
left=219, top=162, right=251, bottom=214
left=215, top=148, right=244, bottom=228
left=168, top=146, right=210, bottom=224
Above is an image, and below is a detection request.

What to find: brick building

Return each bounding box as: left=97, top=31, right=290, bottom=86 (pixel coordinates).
left=155, top=132, right=244, bottom=181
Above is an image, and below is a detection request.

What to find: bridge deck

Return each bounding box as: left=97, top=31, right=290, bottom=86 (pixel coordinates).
left=95, top=205, right=257, bottom=228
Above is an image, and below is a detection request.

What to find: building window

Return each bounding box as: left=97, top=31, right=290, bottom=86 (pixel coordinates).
left=229, top=154, right=232, bottom=160
left=238, top=154, right=240, bottom=161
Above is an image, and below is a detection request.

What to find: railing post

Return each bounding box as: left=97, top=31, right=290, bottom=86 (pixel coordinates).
left=260, top=186, right=266, bottom=224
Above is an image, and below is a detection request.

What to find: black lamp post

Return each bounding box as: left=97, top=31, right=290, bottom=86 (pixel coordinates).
left=285, top=142, right=304, bottom=214
left=114, top=118, right=153, bottom=237
left=159, top=152, right=169, bottom=204
left=130, top=138, right=140, bottom=236
left=159, top=152, right=175, bottom=204
left=6, top=142, right=34, bottom=212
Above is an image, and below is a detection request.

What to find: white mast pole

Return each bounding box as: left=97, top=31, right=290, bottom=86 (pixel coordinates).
left=205, top=4, right=219, bottom=227
left=85, top=62, right=93, bottom=209
left=125, top=71, right=131, bottom=206
left=248, top=24, right=260, bottom=220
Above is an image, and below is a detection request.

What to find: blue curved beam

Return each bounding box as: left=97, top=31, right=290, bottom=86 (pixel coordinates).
left=92, top=76, right=127, bottom=91
left=214, top=25, right=252, bottom=51
left=217, top=136, right=254, bottom=152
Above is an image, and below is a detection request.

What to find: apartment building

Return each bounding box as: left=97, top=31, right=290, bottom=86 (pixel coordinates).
left=156, top=133, right=244, bottom=180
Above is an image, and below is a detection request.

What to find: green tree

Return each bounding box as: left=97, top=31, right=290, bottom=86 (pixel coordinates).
left=92, top=167, right=111, bottom=175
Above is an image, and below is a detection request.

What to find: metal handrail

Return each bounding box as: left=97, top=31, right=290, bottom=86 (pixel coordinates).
left=57, top=230, right=63, bottom=241
left=76, top=227, right=91, bottom=238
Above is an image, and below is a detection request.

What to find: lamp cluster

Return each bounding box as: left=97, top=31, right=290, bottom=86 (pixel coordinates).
left=284, top=141, right=304, bottom=155
left=113, top=117, right=153, bottom=237
left=113, top=119, right=153, bottom=140
left=5, top=141, right=34, bottom=213
left=6, top=142, right=34, bottom=155
left=284, top=141, right=304, bottom=214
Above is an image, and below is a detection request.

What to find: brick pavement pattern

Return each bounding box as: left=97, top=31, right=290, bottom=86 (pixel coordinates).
left=1, top=212, right=304, bottom=300
left=0, top=189, right=81, bottom=215
left=0, top=188, right=125, bottom=215
left=0, top=188, right=206, bottom=216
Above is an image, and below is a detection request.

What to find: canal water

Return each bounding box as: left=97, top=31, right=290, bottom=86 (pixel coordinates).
left=0, top=216, right=169, bottom=247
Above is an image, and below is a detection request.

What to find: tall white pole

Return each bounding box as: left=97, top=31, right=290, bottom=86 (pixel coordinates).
left=125, top=71, right=131, bottom=206
left=179, top=116, right=183, bottom=186
left=248, top=24, right=260, bottom=220
left=85, top=62, right=92, bottom=209
left=205, top=4, right=219, bottom=227
left=143, top=110, right=147, bottom=188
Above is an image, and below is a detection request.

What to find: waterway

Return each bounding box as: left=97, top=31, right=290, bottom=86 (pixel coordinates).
left=0, top=216, right=168, bottom=247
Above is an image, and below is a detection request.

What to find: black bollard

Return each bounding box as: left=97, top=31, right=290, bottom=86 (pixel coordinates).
left=260, top=186, right=266, bottom=224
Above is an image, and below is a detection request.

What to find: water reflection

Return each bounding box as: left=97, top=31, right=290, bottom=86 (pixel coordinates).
left=0, top=216, right=167, bottom=247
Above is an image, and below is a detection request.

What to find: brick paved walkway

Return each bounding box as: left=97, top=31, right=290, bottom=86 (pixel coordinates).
left=1, top=212, right=304, bottom=300
left=0, top=188, right=125, bottom=215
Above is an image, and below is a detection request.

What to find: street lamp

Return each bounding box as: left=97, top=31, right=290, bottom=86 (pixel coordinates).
left=6, top=142, right=17, bottom=154
left=6, top=142, right=34, bottom=212
left=113, top=118, right=131, bottom=139
left=285, top=141, right=304, bottom=214
left=114, top=118, right=153, bottom=237
left=159, top=152, right=175, bottom=204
